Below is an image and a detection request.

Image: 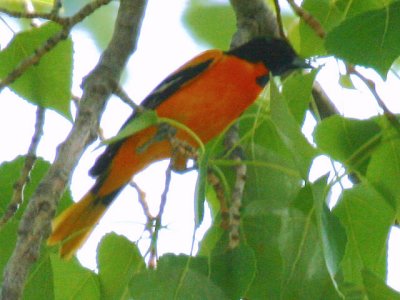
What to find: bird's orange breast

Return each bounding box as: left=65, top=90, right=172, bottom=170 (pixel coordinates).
left=156, top=54, right=268, bottom=143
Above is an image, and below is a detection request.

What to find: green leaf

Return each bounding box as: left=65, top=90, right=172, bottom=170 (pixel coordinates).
left=333, top=184, right=394, bottom=284
left=194, top=148, right=209, bottom=227
left=0, top=157, right=25, bottom=217
left=325, top=1, right=400, bottom=78
left=220, top=100, right=303, bottom=210
left=0, top=0, right=53, bottom=12
left=0, top=156, right=73, bottom=286
left=367, top=136, right=400, bottom=210
left=269, top=79, right=316, bottom=178
left=198, top=224, right=225, bottom=257
left=23, top=255, right=54, bottom=300
left=309, top=177, right=347, bottom=279
left=282, top=70, right=317, bottom=124
left=209, top=245, right=256, bottom=299
left=278, top=184, right=340, bottom=299
left=338, top=74, right=356, bottom=89
left=75, top=1, right=118, bottom=50
left=313, top=115, right=382, bottom=175
left=97, top=233, right=145, bottom=300
left=50, top=254, right=100, bottom=299
left=24, top=254, right=101, bottom=299
left=299, top=0, right=343, bottom=56
left=242, top=145, right=302, bottom=209
left=242, top=212, right=283, bottom=299
left=0, top=22, right=73, bottom=119
left=363, top=269, right=400, bottom=299
left=243, top=189, right=340, bottom=299
left=0, top=220, right=19, bottom=284
left=101, top=110, right=158, bottom=145
left=130, top=254, right=228, bottom=300
left=0, top=156, right=73, bottom=221
left=182, top=1, right=235, bottom=48
left=334, top=0, right=391, bottom=18
left=298, top=0, right=392, bottom=57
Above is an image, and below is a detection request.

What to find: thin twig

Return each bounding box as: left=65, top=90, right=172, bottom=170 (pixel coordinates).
left=51, top=0, right=63, bottom=16
left=68, top=0, right=113, bottom=28
left=286, top=0, right=326, bottom=38
left=347, top=65, right=400, bottom=133
left=130, top=180, right=157, bottom=260
left=0, top=7, right=66, bottom=24
left=148, top=165, right=172, bottom=268
left=272, top=0, right=286, bottom=38
left=131, top=181, right=153, bottom=221
left=0, top=0, right=111, bottom=26
left=0, top=0, right=113, bottom=92
left=114, top=85, right=143, bottom=111
left=71, top=94, right=81, bottom=110
left=0, top=15, right=16, bottom=35
left=0, top=27, right=69, bottom=91
left=0, top=107, right=45, bottom=229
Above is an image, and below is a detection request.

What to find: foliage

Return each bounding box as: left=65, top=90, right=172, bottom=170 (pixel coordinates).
left=1, top=0, right=400, bottom=299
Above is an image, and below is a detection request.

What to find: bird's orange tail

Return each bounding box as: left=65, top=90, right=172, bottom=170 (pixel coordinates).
left=47, top=192, right=107, bottom=259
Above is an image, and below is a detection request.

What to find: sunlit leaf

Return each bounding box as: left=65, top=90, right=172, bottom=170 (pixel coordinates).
left=130, top=254, right=228, bottom=299
left=101, top=110, right=158, bottom=145
left=0, top=22, right=73, bottom=119
left=0, top=0, right=53, bottom=12
left=299, top=0, right=342, bottom=56
left=98, top=233, right=145, bottom=300
left=209, top=245, right=256, bottom=299
left=334, top=184, right=394, bottom=284
left=338, top=74, right=356, bottom=89
left=282, top=70, right=317, bottom=124
left=314, top=115, right=382, bottom=175
left=50, top=254, right=100, bottom=299
left=363, top=269, right=400, bottom=299
left=269, top=79, right=316, bottom=178
left=367, top=136, right=400, bottom=210
left=182, top=0, right=235, bottom=48
left=325, top=1, right=400, bottom=78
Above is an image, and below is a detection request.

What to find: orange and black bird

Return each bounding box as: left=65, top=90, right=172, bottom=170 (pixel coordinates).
left=48, top=37, right=309, bottom=259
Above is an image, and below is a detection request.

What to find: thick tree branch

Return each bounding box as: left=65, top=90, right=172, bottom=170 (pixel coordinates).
left=0, top=0, right=148, bottom=299
left=229, top=0, right=279, bottom=47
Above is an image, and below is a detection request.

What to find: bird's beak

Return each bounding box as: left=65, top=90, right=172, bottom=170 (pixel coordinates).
left=292, top=56, right=313, bottom=69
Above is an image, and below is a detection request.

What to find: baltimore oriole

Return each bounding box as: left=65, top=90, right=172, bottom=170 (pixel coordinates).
left=48, top=37, right=309, bottom=259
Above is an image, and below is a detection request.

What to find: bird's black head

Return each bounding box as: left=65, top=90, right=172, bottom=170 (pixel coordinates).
left=227, top=37, right=310, bottom=75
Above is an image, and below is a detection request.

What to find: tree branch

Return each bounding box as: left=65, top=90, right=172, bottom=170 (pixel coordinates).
left=0, top=107, right=45, bottom=229
left=286, top=0, right=326, bottom=38
left=229, top=0, right=279, bottom=47
left=347, top=65, right=400, bottom=133
left=0, top=0, right=113, bottom=91
left=0, top=0, right=148, bottom=299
